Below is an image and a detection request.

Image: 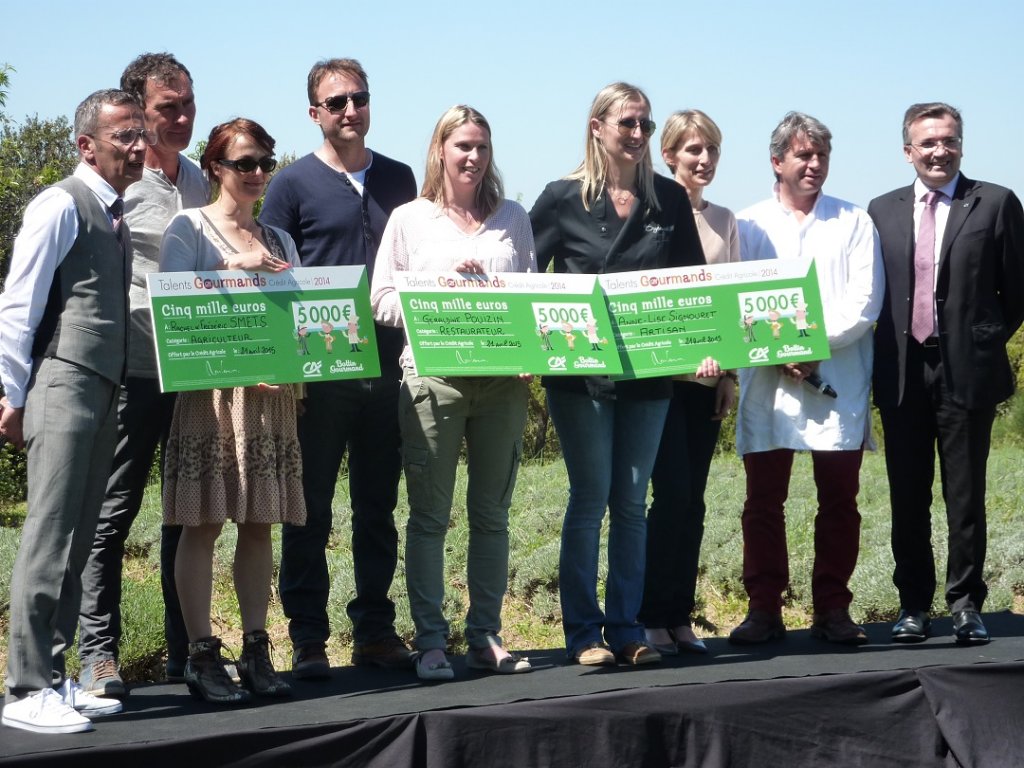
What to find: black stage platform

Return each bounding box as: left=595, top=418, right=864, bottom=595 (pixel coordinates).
left=3, top=612, right=1023, bottom=767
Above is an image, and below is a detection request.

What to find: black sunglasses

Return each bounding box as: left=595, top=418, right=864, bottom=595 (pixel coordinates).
left=607, top=117, right=656, bottom=137
left=217, top=156, right=277, bottom=174
left=315, top=91, right=371, bottom=113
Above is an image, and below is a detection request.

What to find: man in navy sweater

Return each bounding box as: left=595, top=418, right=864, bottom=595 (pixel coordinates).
left=261, top=58, right=417, bottom=677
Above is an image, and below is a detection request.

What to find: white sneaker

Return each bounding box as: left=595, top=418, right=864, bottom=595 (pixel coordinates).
left=2, top=688, right=94, bottom=734
left=59, top=679, right=123, bottom=718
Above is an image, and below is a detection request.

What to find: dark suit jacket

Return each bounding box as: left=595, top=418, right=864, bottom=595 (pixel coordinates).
left=869, top=175, right=1024, bottom=409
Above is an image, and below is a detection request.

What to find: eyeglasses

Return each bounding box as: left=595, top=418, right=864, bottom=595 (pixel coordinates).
left=93, top=128, right=157, bottom=148
left=315, top=91, right=370, bottom=113
left=908, top=137, right=962, bottom=152
left=606, top=117, right=656, bottom=137
left=217, top=156, right=278, bottom=174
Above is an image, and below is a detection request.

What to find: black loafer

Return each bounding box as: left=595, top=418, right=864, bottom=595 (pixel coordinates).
left=891, top=610, right=930, bottom=643
left=953, top=610, right=990, bottom=645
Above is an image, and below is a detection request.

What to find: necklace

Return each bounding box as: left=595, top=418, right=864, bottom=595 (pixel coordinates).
left=210, top=202, right=260, bottom=250
left=446, top=204, right=481, bottom=233
left=608, top=187, right=635, bottom=206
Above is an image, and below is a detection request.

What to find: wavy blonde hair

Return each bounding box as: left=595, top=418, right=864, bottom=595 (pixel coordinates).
left=421, top=105, right=504, bottom=220
left=566, top=82, right=657, bottom=212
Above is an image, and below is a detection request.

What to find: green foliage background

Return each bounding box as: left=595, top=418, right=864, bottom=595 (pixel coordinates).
left=0, top=114, right=77, bottom=288
left=0, top=66, right=78, bottom=500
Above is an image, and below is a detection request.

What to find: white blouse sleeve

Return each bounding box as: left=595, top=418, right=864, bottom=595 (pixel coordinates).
left=370, top=206, right=411, bottom=328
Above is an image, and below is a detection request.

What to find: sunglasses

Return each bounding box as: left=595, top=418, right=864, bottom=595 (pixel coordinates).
left=607, top=117, right=656, bottom=137
left=315, top=91, right=371, bottom=113
left=217, top=156, right=278, bottom=174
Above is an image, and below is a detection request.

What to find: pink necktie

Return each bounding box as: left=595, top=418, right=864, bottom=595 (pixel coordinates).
left=911, top=190, right=942, bottom=343
left=110, top=198, right=125, bottom=241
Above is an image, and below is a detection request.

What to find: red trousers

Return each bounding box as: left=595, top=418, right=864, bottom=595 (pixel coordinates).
left=741, top=449, right=863, bottom=613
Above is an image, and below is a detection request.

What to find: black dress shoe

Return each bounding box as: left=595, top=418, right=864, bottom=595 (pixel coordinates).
left=953, top=610, right=990, bottom=645
left=891, top=610, right=930, bottom=643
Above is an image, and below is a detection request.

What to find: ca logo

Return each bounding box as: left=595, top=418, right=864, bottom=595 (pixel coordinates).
left=748, top=347, right=770, bottom=363
left=302, top=361, right=323, bottom=377
left=547, top=356, right=567, bottom=371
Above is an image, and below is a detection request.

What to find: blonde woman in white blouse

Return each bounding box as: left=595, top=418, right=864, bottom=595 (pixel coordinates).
left=640, top=110, right=740, bottom=655
left=371, top=106, right=536, bottom=681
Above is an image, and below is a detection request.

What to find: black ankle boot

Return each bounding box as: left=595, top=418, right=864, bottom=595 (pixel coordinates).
left=185, top=636, right=250, bottom=705
left=239, top=629, right=292, bottom=697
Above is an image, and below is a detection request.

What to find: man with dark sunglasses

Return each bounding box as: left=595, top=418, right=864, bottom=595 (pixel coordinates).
left=75, top=53, right=211, bottom=699
left=261, top=58, right=417, bottom=678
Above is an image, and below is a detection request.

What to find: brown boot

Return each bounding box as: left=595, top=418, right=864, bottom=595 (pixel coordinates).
left=728, top=610, right=786, bottom=645
left=185, top=637, right=250, bottom=705
left=239, top=629, right=292, bottom=698
left=811, top=608, right=868, bottom=646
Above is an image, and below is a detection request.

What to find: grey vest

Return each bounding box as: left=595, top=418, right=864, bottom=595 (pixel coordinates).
left=31, top=176, right=131, bottom=383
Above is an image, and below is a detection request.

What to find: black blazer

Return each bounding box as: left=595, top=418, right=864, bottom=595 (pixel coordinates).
left=529, top=174, right=705, bottom=399
left=869, top=175, right=1024, bottom=409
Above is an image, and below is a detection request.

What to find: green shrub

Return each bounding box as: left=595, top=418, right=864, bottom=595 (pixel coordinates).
left=523, top=376, right=559, bottom=461
left=0, top=525, right=21, bottom=608
left=0, top=444, right=26, bottom=504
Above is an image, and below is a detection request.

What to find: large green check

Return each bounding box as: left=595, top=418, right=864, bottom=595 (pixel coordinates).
left=394, top=271, right=622, bottom=376
left=147, top=266, right=379, bottom=392
left=395, top=259, right=829, bottom=377
left=602, top=258, right=830, bottom=377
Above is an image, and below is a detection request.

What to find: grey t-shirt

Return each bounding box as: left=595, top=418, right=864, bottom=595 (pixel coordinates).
left=124, top=155, right=209, bottom=377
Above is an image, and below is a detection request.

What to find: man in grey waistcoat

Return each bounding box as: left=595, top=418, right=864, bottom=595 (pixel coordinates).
left=0, top=89, right=147, bottom=735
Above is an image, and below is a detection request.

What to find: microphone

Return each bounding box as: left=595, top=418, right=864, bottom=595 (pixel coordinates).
left=805, top=372, right=837, bottom=398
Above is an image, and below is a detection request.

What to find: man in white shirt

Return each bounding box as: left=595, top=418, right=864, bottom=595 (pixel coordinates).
left=0, top=89, right=145, bottom=734
left=729, top=112, right=883, bottom=646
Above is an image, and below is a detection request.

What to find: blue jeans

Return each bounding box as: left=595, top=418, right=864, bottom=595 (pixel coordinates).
left=546, top=387, right=669, bottom=656
left=279, top=376, right=402, bottom=648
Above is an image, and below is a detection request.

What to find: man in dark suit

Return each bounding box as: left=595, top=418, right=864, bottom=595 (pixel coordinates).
left=869, top=102, right=1024, bottom=645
